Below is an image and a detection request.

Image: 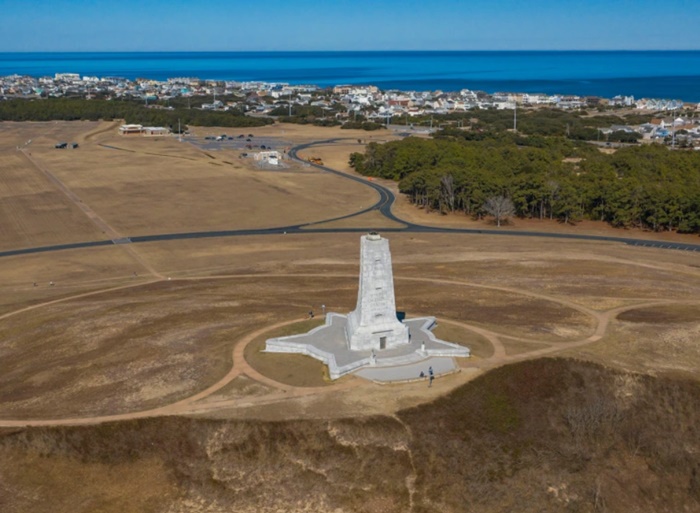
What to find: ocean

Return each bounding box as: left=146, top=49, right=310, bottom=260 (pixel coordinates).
left=2, top=51, right=700, bottom=102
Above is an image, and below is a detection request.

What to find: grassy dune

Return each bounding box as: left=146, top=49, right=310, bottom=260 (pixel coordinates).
left=1, top=358, right=698, bottom=513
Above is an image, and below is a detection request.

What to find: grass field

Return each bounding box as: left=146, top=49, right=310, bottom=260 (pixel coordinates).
left=0, top=121, right=698, bottom=424
left=17, top=126, right=376, bottom=238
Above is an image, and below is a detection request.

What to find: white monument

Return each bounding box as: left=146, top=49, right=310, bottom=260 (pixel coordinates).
left=265, top=232, right=470, bottom=380
left=346, top=232, right=409, bottom=351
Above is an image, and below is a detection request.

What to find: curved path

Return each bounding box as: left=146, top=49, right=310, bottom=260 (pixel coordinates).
left=1, top=269, right=697, bottom=427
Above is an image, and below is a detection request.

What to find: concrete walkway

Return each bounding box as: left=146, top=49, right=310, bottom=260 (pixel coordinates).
left=356, top=357, right=457, bottom=383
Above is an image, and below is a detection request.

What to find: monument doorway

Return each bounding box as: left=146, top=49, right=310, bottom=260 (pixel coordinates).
left=379, top=336, right=387, bottom=349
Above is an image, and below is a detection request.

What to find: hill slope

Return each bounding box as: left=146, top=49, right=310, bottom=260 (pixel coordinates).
left=1, top=358, right=698, bottom=513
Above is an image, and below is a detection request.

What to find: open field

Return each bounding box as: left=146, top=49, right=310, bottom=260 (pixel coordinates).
left=1, top=121, right=700, bottom=512
left=0, top=230, right=698, bottom=421
left=0, top=147, right=105, bottom=250
left=0, top=122, right=395, bottom=250
left=0, top=121, right=698, bottom=408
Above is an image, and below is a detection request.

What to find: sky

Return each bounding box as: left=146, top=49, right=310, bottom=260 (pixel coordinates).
left=1, top=0, right=700, bottom=52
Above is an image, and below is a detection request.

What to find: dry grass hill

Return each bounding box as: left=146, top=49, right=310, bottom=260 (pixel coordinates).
left=1, top=359, right=698, bottom=513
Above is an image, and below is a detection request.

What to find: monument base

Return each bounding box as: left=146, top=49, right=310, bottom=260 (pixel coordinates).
left=345, top=315, right=409, bottom=351
left=265, top=313, right=470, bottom=380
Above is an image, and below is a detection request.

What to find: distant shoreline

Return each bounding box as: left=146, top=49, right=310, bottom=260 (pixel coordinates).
left=3, top=49, right=700, bottom=54
left=2, top=51, right=700, bottom=102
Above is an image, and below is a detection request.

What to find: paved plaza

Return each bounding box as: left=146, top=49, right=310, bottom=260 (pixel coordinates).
left=266, top=314, right=470, bottom=380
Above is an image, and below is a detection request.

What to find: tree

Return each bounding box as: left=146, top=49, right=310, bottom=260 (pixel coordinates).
left=440, top=174, right=455, bottom=214
left=484, top=196, right=515, bottom=227
left=352, top=124, right=700, bottom=234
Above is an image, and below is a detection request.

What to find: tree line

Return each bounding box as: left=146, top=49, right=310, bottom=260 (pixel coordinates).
left=395, top=107, right=655, bottom=139
left=349, top=134, right=700, bottom=233
left=0, top=98, right=273, bottom=129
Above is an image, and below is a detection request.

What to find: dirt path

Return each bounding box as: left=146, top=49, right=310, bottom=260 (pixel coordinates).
left=81, top=120, right=121, bottom=143
left=0, top=270, right=696, bottom=427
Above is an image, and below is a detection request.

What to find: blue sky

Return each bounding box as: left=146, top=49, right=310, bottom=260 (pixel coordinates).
left=1, top=0, right=699, bottom=52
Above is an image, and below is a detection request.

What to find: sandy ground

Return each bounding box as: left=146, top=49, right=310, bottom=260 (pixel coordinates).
left=0, top=121, right=698, bottom=425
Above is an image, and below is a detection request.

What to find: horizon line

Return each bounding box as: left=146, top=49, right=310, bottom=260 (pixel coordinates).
left=2, top=49, right=700, bottom=54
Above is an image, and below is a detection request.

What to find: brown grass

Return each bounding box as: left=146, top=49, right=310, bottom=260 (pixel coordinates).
left=501, top=338, right=552, bottom=356
left=394, top=280, right=594, bottom=342
left=2, top=121, right=700, bottom=513
left=617, top=304, right=700, bottom=324
left=0, top=151, right=105, bottom=250
left=568, top=319, right=700, bottom=378
left=28, top=136, right=375, bottom=236
left=432, top=321, right=494, bottom=358
left=0, top=121, right=699, bottom=419
left=1, top=359, right=698, bottom=513
left=244, top=318, right=329, bottom=387
left=0, top=246, right=150, bottom=315
left=0, top=279, right=300, bottom=419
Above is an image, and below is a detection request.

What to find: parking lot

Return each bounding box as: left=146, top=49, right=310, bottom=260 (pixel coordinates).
left=184, top=133, right=292, bottom=153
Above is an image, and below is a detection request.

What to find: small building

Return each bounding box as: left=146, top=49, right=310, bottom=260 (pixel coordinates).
left=119, top=124, right=144, bottom=135
left=254, top=150, right=282, bottom=166
left=142, top=126, right=170, bottom=136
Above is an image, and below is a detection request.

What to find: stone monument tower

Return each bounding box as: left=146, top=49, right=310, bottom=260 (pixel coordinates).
left=345, top=232, right=409, bottom=351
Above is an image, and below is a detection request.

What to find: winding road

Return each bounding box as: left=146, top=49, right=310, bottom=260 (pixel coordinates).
left=2, top=138, right=699, bottom=259
left=1, top=134, right=699, bottom=427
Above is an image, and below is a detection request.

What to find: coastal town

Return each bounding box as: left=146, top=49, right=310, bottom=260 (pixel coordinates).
left=1, top=72, right=700, bottom=146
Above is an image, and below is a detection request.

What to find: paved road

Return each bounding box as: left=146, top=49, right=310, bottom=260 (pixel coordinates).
left=1, top=138, right=699, bottom=259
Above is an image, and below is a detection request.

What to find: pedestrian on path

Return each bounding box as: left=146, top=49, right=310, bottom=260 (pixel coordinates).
left=429, top=374, right=434, bottom=387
